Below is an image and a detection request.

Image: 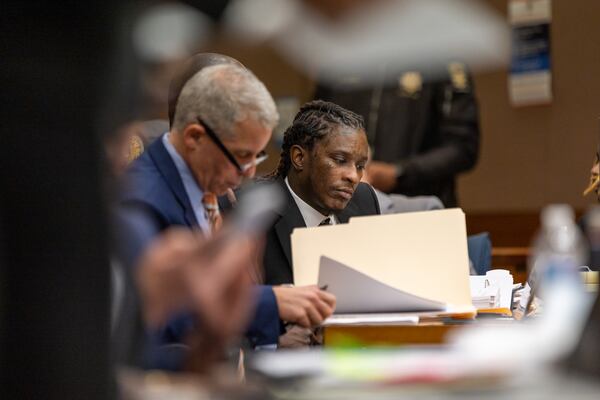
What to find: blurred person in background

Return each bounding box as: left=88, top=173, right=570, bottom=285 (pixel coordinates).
left=567, top=145, right=600, bottom=375
left=314, top=63, right=480, bottom=207
left=580, top=129, right=600, bottom=271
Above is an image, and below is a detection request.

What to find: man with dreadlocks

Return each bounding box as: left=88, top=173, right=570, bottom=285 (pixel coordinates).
left=262, top=100, right=381, bottom=286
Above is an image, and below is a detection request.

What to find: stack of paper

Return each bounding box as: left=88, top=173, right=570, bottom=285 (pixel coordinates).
left=469, top=269, right=514, bottom=316
left=471, top=285, right=500, bottom=309
left=291, top=208, right=474, bottom=317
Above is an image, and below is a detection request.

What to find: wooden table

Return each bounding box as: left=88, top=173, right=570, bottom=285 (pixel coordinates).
left=323, top=322, right=468, bottom=347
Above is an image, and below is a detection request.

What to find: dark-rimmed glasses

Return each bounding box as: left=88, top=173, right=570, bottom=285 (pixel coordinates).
left=196, top=117, right=268, bottom=173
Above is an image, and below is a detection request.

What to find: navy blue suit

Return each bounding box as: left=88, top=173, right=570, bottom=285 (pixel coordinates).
left=119, top=137, right=281, bottom=364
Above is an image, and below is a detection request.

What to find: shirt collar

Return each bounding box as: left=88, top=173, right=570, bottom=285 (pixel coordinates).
left=162, top=132, right=194, bottom=183
left=284, top=177, right=336, bottom=227
left=162, top=133, right=211, bottom=233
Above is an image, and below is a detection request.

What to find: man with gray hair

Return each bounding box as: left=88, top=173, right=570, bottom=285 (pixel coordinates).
left=120, top=58, right=335, bottom=368
left=168, top=63, right=278, bottom=201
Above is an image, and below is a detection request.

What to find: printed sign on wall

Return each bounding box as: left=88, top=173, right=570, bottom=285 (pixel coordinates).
left=509, top=0, right=552, bottom=106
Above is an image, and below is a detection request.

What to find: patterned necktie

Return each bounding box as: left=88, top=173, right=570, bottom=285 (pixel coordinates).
left=319, top=217, right=331, bottom=226
left=202, top=192, right=222, bottom=234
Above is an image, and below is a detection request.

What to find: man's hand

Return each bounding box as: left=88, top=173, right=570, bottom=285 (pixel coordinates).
left=135, top=228, right=258, bottom=340
left=272, top=285, right=336, bottom=328
left=135, top=228, right=260, bottom=373
left=135, top=228, right=201, bottom=328
left=365, top=161, right=398, bottom=193
left=183, top=235, right=257, bottom=340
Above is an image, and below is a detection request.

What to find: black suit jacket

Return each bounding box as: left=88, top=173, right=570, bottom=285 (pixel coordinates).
left=263, top=178, right=381, bottom=285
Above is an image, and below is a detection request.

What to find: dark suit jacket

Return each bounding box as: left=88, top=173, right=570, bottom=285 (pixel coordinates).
left=119, top=137, right=282, bottom=363
left=263, top=178, right=381, bottom=285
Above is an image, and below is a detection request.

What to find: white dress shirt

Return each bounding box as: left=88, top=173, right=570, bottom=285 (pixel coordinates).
left=284, top=177, right=336, bottom=227
left=162, top=132, right=211, bottom=234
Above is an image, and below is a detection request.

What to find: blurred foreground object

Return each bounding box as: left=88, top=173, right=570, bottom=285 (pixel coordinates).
left=225, top=0, right=509, bottom=85
left=132, top=2, right=214, bottom=120
left=133, top=2, right=212, bottom=63
left=118, top=367, right=268, bottom=400
left=527, top=205, right=588, bottom=298
left=579, top=125, right=600, bottom=270
left=582, top=206, right=600, bottom=271
left=250, top=347, right=600, bottom=399
left=566, top=286, right=600, bottom=377
left=518, top=205, right=588, bottom=322
left=450, top=205, right=593, bottom=377
left=2, top=2, right=120, bottom=398
left=136, top=229, right=257, bottom=374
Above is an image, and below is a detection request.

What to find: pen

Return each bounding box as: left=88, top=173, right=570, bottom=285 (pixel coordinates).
left=320, top=284, right=328, bottom=291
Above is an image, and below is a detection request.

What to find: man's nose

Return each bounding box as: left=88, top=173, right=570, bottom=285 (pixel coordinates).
left=343, top=165, right=360, bottom=184
left=242, top=164, right=256, bottom=178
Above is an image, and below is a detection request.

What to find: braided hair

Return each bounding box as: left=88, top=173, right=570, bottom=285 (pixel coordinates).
left=268, top=100, right=365, bottom=179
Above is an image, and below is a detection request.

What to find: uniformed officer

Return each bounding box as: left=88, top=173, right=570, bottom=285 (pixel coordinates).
left=314, top=63, right=480, bottom=207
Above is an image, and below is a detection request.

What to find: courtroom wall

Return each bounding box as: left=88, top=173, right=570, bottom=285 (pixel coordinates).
left=460, top=0, right=600, bottom=212
left=206, top=0, right=600, bottom=213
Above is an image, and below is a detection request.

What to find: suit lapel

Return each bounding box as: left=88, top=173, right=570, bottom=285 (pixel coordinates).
left=147, top=138, right=199, bottom=228
left=336, top=199, right=360, bottom=223
left=273, top=178, right=306, bottom=270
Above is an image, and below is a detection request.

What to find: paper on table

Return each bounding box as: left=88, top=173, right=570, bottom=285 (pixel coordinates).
left=322, top=313, right=419, bottom=326
left=470, top=276, right=500, bottom=308
left=318, top=256, right=445, bottom=313
left=292, top=208, right=471, bottom=306
left=323, top=307, right=477, bottom=326
left=469, top=271, right=513, bottom=310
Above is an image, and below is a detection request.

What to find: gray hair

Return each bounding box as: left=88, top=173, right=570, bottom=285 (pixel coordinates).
left=172, top=64, right=279, bottom=138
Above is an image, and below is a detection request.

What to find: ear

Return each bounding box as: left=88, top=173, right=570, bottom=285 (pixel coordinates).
left=290, top=144, right=307, bottom=171
left=181, top=123, right=205, bottom=149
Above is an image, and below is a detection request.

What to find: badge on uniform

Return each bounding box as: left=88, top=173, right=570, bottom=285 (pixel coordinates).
left=398, top=71, right=422, bottom=98
left=448, top=62, right=469, bottom=91
left=127, top=134, right=145, bottom=163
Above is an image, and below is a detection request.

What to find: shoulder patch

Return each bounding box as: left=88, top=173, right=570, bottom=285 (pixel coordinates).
left=127, top=134, right=145, bottom=163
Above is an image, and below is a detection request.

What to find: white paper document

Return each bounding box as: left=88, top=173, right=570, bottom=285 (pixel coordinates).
left=322, top=313, right=419, bottom=326
left=469, top=270, right=514, bottom=310
left=318, top=256, right=446, bottom=314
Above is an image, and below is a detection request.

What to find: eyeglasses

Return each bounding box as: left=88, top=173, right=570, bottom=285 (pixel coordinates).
left=196, top=117, right=268, bottom=173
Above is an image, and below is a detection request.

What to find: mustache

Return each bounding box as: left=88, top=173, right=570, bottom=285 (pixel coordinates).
left=333, top=185, right=355, bottom=194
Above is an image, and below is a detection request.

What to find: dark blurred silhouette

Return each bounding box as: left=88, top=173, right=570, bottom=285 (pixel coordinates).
left=1, top=2, right=125, bottom=399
